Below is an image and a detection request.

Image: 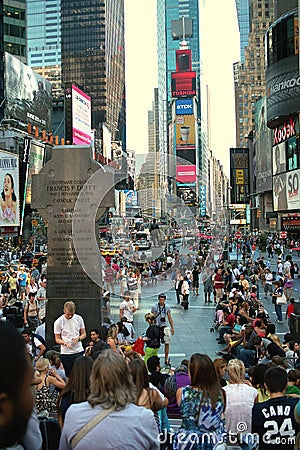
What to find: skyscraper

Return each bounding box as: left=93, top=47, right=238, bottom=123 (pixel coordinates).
left=61, top=0, right=126, bottom=152
left=157, top=0, right=208, bottom=210
left=235, top=0, right=251, bottom=64
left=234, top=0, right=275, bottom=147
left=3, top=0, right=26, bottom=63
left=26, top=0, right=62, bottom=98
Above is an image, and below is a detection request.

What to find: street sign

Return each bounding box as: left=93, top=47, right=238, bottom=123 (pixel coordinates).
left=280, top=231, right=287, bottom=239
left=235, top=232, right=242, bottom=239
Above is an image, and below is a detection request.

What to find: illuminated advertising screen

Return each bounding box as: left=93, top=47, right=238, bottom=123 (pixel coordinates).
left=72, top=84, right=92, bottom=145
left=272, top=142, right=286, bottom=175
left=255, top=98, right=273, bottom=193
left=124, top=190, right=138, bottom=207
left=287, top=136, right=299, bottom=171
left=230, top=148, right=249, bottom=204
left=199, top=185, right=206, bottom=217
left=4, top=53, right=52, bottom=131
left=26, top=143, right=44, bottom=205
left=175, top=115, right=195, bottom=148
left=175, top=99, right=193, bottom=115
left=0, top=150, right=19, bottom=227
left=171, top=71, right=196, bottom=98
left=176, top=148, right=196, bottom=165
left=176, top=165, right=196, bottom=183
left=177, top=184, right=197, bottom=207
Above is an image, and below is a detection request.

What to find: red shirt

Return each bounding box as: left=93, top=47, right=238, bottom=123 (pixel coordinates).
left=287, top=303, right=295, bottom=318
left=225, top=313, right=235, bottom=328
left=214, top=272, right=224, bottom=289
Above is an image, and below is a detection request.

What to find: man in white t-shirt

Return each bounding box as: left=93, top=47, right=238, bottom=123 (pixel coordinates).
left=54, top=301, right=86, bottom=377
left=119, top=291, right=137, bottom=324
left=264, top=269, right=273, bottom=296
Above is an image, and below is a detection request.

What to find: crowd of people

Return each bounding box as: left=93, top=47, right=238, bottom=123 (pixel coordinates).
left=3, top=231, right=300, bottom=449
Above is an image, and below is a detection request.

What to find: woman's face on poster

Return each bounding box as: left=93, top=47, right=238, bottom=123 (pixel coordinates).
left=3, top=175, right=13, bottom=197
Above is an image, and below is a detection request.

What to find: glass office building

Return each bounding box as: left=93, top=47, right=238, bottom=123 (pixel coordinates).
left=61, top=0, right=126, bottom=143
left=235, top=0, right=250, bottom=64
left=3, top=0, right=26, bottom=63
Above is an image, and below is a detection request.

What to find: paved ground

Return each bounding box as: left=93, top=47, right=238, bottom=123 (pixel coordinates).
left=107, top=249, right=300, bottom=370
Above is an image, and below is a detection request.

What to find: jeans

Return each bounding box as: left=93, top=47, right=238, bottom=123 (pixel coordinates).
left=275, top=303, right=283, bottom=321
left=219, top=326, right=232, bottom=341
left=237, top=347, right=256, bottom=367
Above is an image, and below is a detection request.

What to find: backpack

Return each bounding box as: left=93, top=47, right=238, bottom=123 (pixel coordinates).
left=31, top=333, right=49, bottom=358
left=38, top=416, right=61, bottom=450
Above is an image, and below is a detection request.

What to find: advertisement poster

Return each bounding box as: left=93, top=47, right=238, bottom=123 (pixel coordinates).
left=26, top=143, right=44, bottom=205
left=287, top=136, right=298, bottom=171
left=273, top=173, right=287, bottom=212
left=177, top=184, right=197, bottom=207
left=4, top=53, right=52, bottom=131
left=124, top=190, right=138, bottom=207
left=255, top=97, right=272, bottom=192
left=175, top=115, right=195, bottom=147
left=0, top=151, right=19, bottom=227
left=272, top=141, right=286, bottom=175
left=72, top=84, right=92, bottom=145
left=286, top=169, right=300, bottom=211
left=176, top=165, right=196, bottom=183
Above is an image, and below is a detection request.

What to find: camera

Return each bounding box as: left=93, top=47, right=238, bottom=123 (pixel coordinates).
left=160, top=317, right=166, bottom=323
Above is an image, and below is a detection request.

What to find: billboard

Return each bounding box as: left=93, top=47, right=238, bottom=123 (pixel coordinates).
left=255, top=97, right=273, bottom=193
left=266, top=55, right=300, bottom=127
left=287, top=136, right=299, bottom=171
left=4, top=53, right=52, bottom=131
left=272, top=171, right=300, bottom=212
left=177, top=184, right=197, bottom=207
left=199, top=185, right=206, bottom=217
left=175, top=115, right=195, bottom=148
left=272, top=142, right=286, bottom=175
left=25, top=143, right=45, bottom=205
left=171, top=71, right=196, bottom=98
left=230, top=148, right=249, bottom=204
left=0, top=150, right=19, bottom=227
left=124, top=190, right=138, bottom=207
left=176, top=165, right=196, bottom=183
left=72, top=84, right=92, bottom=145
left=175, top=99, right=193, bottom=115
left=176, top=148, right=196, bottom=165
left=65, top=83, right=92, bottom=145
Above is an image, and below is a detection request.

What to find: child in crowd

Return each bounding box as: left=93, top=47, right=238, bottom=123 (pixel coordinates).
left=286, top=369, right=300, bottom=398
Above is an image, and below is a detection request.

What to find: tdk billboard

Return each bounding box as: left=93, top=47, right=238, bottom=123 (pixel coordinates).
left=176, top=99, right=193, bottom=115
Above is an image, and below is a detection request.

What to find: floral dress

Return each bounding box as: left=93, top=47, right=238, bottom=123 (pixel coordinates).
left=173, top=386, right=225, bottom=450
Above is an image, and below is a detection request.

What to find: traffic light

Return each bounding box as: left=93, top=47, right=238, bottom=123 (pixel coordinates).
left=257, top=209, right=261, bottom=218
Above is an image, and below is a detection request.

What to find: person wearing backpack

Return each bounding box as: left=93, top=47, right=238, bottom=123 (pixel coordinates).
left=23, top=292, right=40, bottom=332
left=21, top=328, right=46, bottom=363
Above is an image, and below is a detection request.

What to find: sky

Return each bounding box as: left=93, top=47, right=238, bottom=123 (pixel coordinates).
left=124, top=0, right=240, bottom=176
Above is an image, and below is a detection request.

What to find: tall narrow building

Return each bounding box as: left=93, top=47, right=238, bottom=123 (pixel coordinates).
left=234, top=0, right=275, bottom=147
left=61, top=0, right=126, bottom=155
left=3, top=0, right=26, bottom=63
left=27, top=0, right=62, bottom=98
left=157, top=0, right=208, bottom=214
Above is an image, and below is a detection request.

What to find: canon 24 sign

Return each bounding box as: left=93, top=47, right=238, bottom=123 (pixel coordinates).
left=176, top=99, right=193, bottom=115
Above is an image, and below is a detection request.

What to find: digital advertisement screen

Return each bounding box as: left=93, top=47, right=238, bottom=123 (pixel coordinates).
left=175, top=115, right=195, bottom=148
left=272, top=141, right=286, bottom=175
left=176, top=165, right=196, bottom=183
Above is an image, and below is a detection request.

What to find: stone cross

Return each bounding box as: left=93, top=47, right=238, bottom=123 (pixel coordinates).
left=32, top=145, right=114, bottom=346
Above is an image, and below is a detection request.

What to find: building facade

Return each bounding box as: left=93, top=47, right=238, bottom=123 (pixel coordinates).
left=61, top=0, right=126, bottom=153
left=3, top=0, right=26, bottom=63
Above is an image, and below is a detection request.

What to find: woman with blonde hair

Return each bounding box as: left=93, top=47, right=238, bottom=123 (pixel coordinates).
left=223, top=359, right=257, bottom=444
left=34, top=357, right=66, bottom=417
left=142, top=312, right=161, bottom=368
left=59, top=350, right=158, bottom=449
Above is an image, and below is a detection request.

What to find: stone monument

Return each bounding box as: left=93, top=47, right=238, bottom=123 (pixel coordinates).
left=32, top=146, right=114, bottom=346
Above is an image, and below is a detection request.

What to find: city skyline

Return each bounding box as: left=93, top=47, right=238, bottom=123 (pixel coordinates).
left=125, top=0, right=240, bottom=176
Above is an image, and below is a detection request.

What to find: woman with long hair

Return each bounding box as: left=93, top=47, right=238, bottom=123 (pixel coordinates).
left=213, top=357, right=227, bottom=387
left=59, top=350, right=158, bottom=449
left=223, top=359, right=257, bottom=445
left=58, top=355, right=93, bottom=427
left=174, top=353, right=225, bottom=450
left=34, top=357, right=65, bottom=417
left=128, top=358, right=166, bottom=430
left=0, top=173, right=17, bottom=223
